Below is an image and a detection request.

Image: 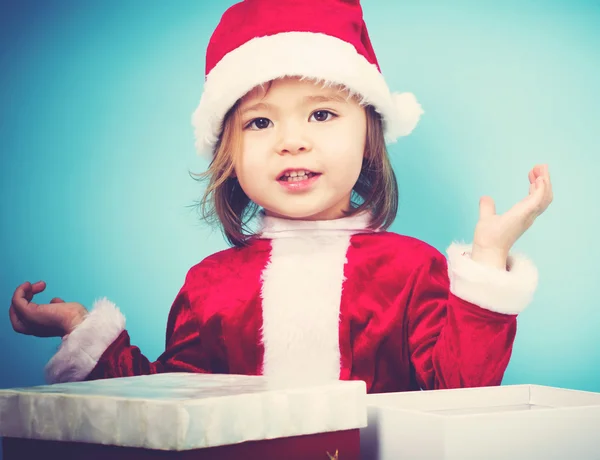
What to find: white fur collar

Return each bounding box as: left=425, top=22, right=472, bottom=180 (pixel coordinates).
left=258, top=211, right=375, bottom=239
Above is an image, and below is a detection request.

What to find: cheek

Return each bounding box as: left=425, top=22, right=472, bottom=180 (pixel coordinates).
left=347, top=117, right=367, bottom=175
left=321, top=126, right=366, bottom=176
left=236, top=143, right=269, bottom=191
left=241, top=133, right=272, bottom=162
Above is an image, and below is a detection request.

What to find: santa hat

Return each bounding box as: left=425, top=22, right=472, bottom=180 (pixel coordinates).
left=191, top=0, right=424, bottom=159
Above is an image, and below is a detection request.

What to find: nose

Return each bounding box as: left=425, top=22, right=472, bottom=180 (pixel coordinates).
left=275, top=123, right=312, bottom=156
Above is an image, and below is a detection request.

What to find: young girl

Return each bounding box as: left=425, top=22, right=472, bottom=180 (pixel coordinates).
left=9, top=0, right=552, bottom=393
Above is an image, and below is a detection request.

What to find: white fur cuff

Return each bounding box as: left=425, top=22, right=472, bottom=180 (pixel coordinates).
left=44, top=298, right=126, bottom=384
left=446, top=243, right=539, bottom=315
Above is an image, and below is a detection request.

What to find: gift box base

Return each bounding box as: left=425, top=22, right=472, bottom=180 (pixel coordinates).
left=3, top=428, right=358, bottom=460
left=360, top=384, right=600, bottom=459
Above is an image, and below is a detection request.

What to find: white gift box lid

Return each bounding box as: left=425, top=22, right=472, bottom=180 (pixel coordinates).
left=360, top=384, right=600, bottom=460
left=0, top=373, right=367, bottom=451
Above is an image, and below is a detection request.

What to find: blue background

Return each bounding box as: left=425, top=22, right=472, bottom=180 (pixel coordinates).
left=1, top=0, right=599, bottom=399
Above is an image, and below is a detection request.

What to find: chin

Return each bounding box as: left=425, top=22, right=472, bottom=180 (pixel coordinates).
left=263, top=204, right=343, bottom=221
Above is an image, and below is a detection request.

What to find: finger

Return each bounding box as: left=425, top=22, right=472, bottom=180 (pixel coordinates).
left=546, top=181, right=553, bottom=205
left=528, top=164, right=546, bottom=182
left=533, top=164, right=545, bottom=177
left=533, top=164, right=552, bottom=184
left=50, top=298, right=65, bottom=304
left=12, top=281, right=46, bottom=316
left=31, top=280, right=46, bottom=289
left=536, top=172, right=551, bottom=190
left=24, top=280, right=46, bottom=302
left=507, top=172, right=551, bottom=225
left=479, top=196, right=496, bottom=219
left=539, top=175, right=553, bottom=212
left=9, top=305, right=28, bottom=334
left=535, top=176, right=544, bottom=190
left=542, top=165, right=553, bottom=201
left=11, top=282, right=34, bottom=312
left=530, top=164, right=551, bottom=195
left=521, top=177, right=546, bottom=213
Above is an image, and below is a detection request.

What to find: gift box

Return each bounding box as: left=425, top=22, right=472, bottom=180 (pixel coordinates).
left=0, top=373, right=366, bottom=459
left=359, top=384, right=600, bottom=460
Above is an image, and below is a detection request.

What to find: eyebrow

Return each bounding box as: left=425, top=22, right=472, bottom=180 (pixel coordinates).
left=240, top=94, right=349, bottom=116
left=304, top=94, right=349, bottom=104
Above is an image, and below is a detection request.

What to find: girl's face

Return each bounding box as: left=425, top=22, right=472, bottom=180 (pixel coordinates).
left=234, top=77, right=367, bottom=220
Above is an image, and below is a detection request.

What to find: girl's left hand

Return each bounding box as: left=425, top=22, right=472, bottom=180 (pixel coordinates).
left=471, top=164, right=553, bottom=269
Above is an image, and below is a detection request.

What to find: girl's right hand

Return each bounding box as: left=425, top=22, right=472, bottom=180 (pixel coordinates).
left=9, top=281, right=88, bottom=338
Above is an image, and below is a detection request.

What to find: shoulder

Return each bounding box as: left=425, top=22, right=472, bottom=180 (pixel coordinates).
left=183, top=238, right=272, bottom=287
left=352, top=231, right=447, bottom=270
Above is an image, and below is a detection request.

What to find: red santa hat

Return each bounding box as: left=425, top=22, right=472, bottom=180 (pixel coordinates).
left=192, top=0, right=424, bottom=159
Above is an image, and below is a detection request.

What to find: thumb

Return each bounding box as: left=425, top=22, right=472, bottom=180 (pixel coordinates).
left=479, top=196, right=496, bottom=220
left=50, top=297, right=65, bottom=304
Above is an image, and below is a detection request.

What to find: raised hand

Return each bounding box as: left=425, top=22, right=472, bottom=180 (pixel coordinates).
left=471, top=164, right=553, bottom=269
left=9, top=281, right=87, bottom=338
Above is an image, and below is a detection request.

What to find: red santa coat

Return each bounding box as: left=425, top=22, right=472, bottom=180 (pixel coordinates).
left=46, top=213, right=538, bottom=393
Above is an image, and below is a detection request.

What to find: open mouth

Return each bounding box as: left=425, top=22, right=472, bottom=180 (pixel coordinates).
left=277, top=169, right=321, bottom=182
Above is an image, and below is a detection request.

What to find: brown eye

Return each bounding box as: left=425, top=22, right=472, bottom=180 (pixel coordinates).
left=247, top=118, right=272, bottom=130
left=310, top=110, right=335, bottom=122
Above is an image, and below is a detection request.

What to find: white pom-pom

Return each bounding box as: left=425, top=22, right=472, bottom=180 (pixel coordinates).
left=390, top=92, right=424, bottom=138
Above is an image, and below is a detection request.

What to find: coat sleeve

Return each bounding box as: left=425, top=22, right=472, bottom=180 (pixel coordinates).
left=45, top=273, right=213, bottom=384
left=407, top=242, right=538, bottom=390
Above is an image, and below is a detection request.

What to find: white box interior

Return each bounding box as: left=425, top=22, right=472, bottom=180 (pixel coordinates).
left=365, top=384, right=600, bottom=414
left=360, top=385, right=600, bottom=460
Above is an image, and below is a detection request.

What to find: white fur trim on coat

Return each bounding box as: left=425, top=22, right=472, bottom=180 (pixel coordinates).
left=260, top=234, right=352, bottom=386
left=191, top=32, right=424, bottom=159
left=44, top=298, right=126, bottom=384
left=260, top=211, right=374, bottom=239
left=446, top=243, right=539, bottom=315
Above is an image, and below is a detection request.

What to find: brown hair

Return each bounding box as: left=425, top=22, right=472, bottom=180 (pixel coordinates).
left=192, top=103, right=398, bottom=247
